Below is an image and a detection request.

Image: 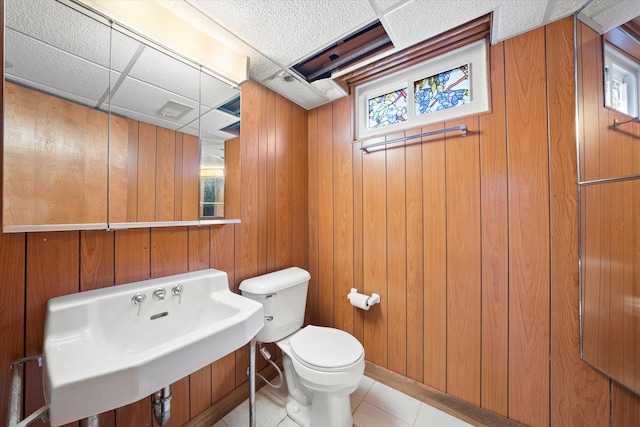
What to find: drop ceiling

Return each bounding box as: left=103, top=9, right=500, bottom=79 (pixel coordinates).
left=155, top=0, right=640, bottom=110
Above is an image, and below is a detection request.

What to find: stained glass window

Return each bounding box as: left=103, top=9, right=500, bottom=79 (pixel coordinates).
left=414, top=65, right=469, bottom=116
left=367, top=88, right=408, bottom=129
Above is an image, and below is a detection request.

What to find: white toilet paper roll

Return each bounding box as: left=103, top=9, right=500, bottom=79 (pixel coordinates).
left=349, top=292, right=371, bottom=310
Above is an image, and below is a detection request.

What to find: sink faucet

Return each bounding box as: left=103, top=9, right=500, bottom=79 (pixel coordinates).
left=153, top=288, right=166, bottom=300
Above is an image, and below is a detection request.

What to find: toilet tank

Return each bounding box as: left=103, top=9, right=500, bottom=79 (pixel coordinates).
left=239, top=267, right=310, bottom=343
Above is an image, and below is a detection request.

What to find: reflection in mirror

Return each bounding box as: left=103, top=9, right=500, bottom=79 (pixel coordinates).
left=199, top=71, right=241, bottom=219
left=3, top=0, right=111, bottom=230
left=3, top=0, right=242, bottom=230
left=578, top=14, right=640, bottom=396
left=108, top=26, right=201, bottom=225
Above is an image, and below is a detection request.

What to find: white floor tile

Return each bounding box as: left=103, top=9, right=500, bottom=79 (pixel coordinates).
left=261, top=372, right=289, bottom=403
left=414, top=403, right=474, bottom=427
left=275, top=416, right=300, bottom=427
left=353, top=401, right=412, bottom=427
left=350, top=375, right=375, bottom=412
left=363, top=381, right=422, bottom=425
left=222, top=388, right=287, bottom=427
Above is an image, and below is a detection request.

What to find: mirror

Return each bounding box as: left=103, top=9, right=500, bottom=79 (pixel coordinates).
left=3, top=0, right=241, bottom=231
left=3, top=0, right=111, bottom=230
left=578, top=15, right=640, bottom=394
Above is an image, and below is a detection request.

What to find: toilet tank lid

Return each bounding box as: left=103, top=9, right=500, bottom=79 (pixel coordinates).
left=239, top=267, right=310, bottom=294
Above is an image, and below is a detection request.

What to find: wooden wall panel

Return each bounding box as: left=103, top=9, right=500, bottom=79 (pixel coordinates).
left=266, top=90, right=277, bottom=272
left=275, top=95, right=293, bottom=270
left=138, top=123, right=157, bottom=222
left=25, top=232, right=80, bottom=421
left=386, top=133, right=407, bottom=376
left=3, top=83, right=108, bottom=227
left=224, top=137, right=241, bottom=220
left=405, top=129, right=424, bottom=383
left=352, top=139, right=365, bottom=345
left=505, top=27, right=550, bottom=427
left=80, top=230, right=115, bottom=291
left=548, top=19, right=610, bottom=427
left=332, top=96, right=354, bottom=334
left=421, top=125, right=447, bottom=392
left=307, top=109, right=319, bottom=326
left=292, top=102, right=308, bottom=274
left=188, top=225, right=210, bottom=272
left=445, top=118, right=481, bottom=405
left=156, top=128, right=176, bottom=222
left=109, top=115, right=135, bottom=223
left=479, top=41, right=509, bottom=416
left=317, top=104, right=334, bottom=327
left=181, top=134, right=199, bottom=221
left=0, top=233, right=25, bottom=427
left=362, top=147, right=387, bottom=367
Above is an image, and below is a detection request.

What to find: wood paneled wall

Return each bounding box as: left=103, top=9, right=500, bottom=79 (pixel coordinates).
left=308, top=17, right=639, bottom=426
left=0, top=80, right=307, bottom=426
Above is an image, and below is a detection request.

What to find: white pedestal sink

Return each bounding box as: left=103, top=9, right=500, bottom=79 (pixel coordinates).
left=42, top=269, right=264, bottom=426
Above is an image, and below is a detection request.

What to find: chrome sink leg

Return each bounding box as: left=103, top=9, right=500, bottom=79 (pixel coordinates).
left=249, top=337, right=256, bottom=427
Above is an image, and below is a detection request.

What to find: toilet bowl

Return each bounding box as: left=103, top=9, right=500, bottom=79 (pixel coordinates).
left=277, top=325, right=365, bottom=427
left=239, top=267, right=365, bottom=427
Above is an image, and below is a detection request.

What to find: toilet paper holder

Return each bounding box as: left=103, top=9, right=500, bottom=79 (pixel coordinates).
left=347, top=288, right=380, bottom=310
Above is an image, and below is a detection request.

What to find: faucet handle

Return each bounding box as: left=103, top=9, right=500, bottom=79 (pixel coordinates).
left=171, top=285, right=183, bottom=304
left=131, top=293, right=146, bottom=316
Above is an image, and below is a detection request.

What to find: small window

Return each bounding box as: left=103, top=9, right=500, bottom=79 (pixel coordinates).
left=355, top=39, right=488, bottom=140
left=604, top=42, right=640, bottom=117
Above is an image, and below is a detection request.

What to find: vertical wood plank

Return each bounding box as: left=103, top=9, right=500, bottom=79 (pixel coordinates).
left=307, top=109, right=320, bottom=326
left=114, top=228, right=152, bottom=426
left=211, top=353, right=236, bottom=403
left=138, top=123, right=157, bottom=222
left=109, top=115, right=134, bottom=223
left=405, top=128, right=423, bottom=382
left=80, top=229, right=115, bottom=426
left=479, top=41, right=509, bottom=416
left=362, top=145, right=387, bottom=367
left=505, top=27, right=550, bottom=427
left=181, top=133, right=199, bottom=221
left=352, top=138, right=365, bottom=344
left=158, top=377, right=189, bottom=427
left=422, top=125, right=447, bottom=392
left=266, top=90, right=278, bottom=271
left=80, top=230, right=115, bottom=291
left=236, top=80, right=260, bottom=283
left=115, top=229, right=151, bottom=284
left=292, top=101, right=308, bottom=271
left=257, top=84, right=269, bottom=276
left=386, top=133, right=407, bottom=376
left=25, top=232, right=79, bottom=418
left=174, top=133, right=184, bottom=220
left=333, top=96, right=354, bottom=334
left=275, top=95, right=293, bottom=269
left=224, top=137, right=241, bottom=220
left=211, top=225, right=236, bottom=289
left=548, top=18, right=610, bottom=427
left=151, top=227, right=188, bottom=278
left=612, top=382, right=640, bottom=427
left=445, top=118, right=481, bottom=405
left=0, top=233, right=25, bottom=427
left=155, top=128, right=176, bottom=221
left=127, top=121, right=141, bottom=222
left=317, top=103, right=334, bottom=327
left=188, top=225, right=210, bottom=272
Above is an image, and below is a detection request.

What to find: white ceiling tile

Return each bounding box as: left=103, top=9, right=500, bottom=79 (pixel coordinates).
left=6, top=0, right=111, bottom=67
left=383, top=1, right=500, bottom=48
left=5, top=29, right=110, bottom=105
left=373, top=0, right=407, bottom=13
left=549, top=0, right=589, bottom=21
left=492, top=1, right=547, bottom=42
left=187, top=0, right=377, bottom=66
left=261, top=73, right=331, bottom=110
left=581, top=0, right=640, bottom=33
left=201, top=72, right=241, bottom=109
left=200, top=109, right=240, bottom=138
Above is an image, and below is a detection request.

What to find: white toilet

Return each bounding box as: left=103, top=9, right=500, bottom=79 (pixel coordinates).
left=239, top=267, right=365, bottom=427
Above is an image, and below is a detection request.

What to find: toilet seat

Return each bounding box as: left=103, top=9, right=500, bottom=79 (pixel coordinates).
left=289, top=325, right=363, bottom=371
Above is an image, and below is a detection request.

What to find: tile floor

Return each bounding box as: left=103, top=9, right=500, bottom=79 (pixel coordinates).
left=212, top=374, right=472, bottom=427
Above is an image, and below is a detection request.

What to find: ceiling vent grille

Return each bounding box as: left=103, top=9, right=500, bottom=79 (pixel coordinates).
left=156, top=100, right=194, bottom=119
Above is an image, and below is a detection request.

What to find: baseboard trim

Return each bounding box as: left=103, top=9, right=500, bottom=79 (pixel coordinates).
left=364, top=362, right=525, bottom=427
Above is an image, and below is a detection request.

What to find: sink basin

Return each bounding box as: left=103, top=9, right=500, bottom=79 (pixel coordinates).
left=42, top=269, right=264, bottom=426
